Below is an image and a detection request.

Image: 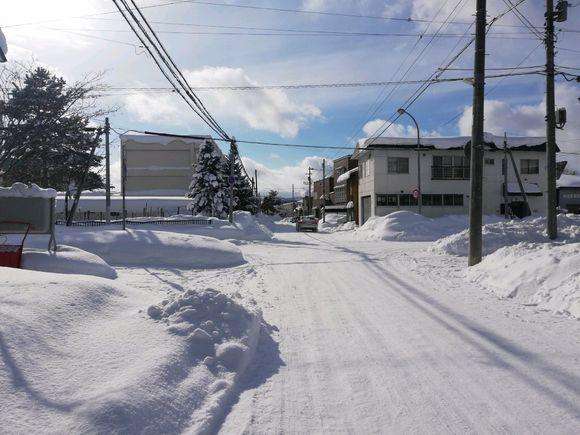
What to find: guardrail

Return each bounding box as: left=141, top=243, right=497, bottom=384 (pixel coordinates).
left=56, top=218, right=212, bottom=227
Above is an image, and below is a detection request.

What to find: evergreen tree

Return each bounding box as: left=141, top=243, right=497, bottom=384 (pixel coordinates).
left=232, top=160, right=259, bottom=214
left=0, top=66, right=109, bottom=189
left=261, top=190, right=282, bottom=215
left=188, top=140, right=230, bottom=218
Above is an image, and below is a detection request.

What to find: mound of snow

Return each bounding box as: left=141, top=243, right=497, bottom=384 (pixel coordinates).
left=22, top=245, right=116, bottom=279
left=0, top=182, right=57, bottom=198
left=231, top=211, right=273, bottom=240
left=355, top=211, right=488, bottom=241
left=148, top=288, right=261, bottom=370
left=468, top=243, right=580, bottom=319
left=162, top=211, right=273, bottom=241
left=54, top=229, right=245, bottom=268
left=0, top=267, right=265, bottom=433
left=318, top=213, right=356, bottom=233
left=433, top=214, right=580, bottom=256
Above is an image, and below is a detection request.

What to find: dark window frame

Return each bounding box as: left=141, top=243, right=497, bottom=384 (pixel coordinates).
left=387, top=157, right=410, bottom=174
left=521, top=158, right=539, bottom=175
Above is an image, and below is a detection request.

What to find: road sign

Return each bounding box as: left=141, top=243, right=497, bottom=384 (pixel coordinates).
left=412, top=188, right=420, bottom=199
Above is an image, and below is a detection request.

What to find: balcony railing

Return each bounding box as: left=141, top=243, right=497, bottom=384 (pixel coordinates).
left=431, top=165, right=470, bottom=180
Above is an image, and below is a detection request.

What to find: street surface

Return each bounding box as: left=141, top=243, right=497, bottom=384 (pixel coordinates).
left=218, top=229, right=580, bottom=434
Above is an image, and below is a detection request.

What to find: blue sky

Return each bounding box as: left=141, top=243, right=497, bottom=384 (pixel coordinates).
left=2, top=0, right=580, bottom=194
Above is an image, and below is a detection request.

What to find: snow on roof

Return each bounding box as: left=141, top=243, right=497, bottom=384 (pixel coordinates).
left=336, top=167, right=358, bottom=185
left=506, top=182, right=542, bottom=195
left=120, top=131, right=212, bottom=146
left=359, top=133, right=547, bottom=151
left=0, top=183, right=57, bottom=198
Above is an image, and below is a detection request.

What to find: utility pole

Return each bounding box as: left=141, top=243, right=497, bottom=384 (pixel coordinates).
left=322, top=159, right=326, bottom=222
left=503, top=133, right=509, bottom=219
left=104, top=117, right=111, bottom=224
left=468, top=0, right=487, bottom=266
left=308, top=167, right=313, bottom=215
left=121, top=147, right=127, bottom=230
left=228, top=140, right=236, bottom=223
left=545, top=0, right=558, bottom=239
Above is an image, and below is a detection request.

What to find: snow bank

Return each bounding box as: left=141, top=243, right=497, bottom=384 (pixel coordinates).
left=468, top=243, right=580, bottom=319
left=0, top=182, right=57, bottom=198
left=318, top=213, right=356, bottom=233
left=0, top=267, right=264, bottom=433
left=354, top=211, right=493, bottom=241
left=433, top=214, right=580, bottom=256
left=51, top=229, right=245, bottom=268
left=160, top=211, right=273, bottom=242
left=22, top=245, right=117, bottom=279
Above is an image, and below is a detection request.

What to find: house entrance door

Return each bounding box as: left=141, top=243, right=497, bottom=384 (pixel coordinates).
left=361, top=195, right=371, bottom=224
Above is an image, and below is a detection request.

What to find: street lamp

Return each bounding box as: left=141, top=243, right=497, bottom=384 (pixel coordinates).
left=0, top=28, right=7, bottom=63
left=397, top=108, right=422, bottom=214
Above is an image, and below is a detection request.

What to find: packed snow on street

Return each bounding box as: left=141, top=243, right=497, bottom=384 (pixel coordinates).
left=1, top=211, right=579, bottom=433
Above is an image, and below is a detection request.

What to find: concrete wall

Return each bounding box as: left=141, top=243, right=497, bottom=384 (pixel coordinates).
left=358, top=147, right=547, bottom=223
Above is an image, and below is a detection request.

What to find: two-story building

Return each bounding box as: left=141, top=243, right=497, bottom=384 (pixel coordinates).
left=355, top=133, right=551, bottom=224
left=329, top=154, right=359, bottom=223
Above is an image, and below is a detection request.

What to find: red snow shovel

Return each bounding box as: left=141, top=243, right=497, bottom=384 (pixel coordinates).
left=0, top=221, right=30, bottom=268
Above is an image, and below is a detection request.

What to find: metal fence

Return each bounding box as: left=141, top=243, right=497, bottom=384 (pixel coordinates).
left=56, top=218, right=212, bottom=227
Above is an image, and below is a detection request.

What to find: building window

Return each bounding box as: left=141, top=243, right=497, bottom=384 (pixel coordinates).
left=485, top=158, right=494, bottom=165
left=432, top=155, right=470, bottom=180
left=521, top=159, right=539, bottom=174
left=376, top=194, right=390, bottom=206
left=422, top=194, right=463, bottom=206
left=376, top=194, right=417, bottom=207
left=387, top=157, right=409, bottom=174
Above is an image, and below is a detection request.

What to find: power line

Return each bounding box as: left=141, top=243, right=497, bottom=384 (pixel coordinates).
left=96, top=70, right=543, bottom=94
left=111, top=0, right=230, bottom=140
left=34, top=25, right=544, bottom=40
left=366, top=0, right=532, bottom=143
left=338, top=0, right=470, bottom=159
left=0, top=0, right=542, bottom=30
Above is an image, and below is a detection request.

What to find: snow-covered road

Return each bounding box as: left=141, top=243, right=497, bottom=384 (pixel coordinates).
left=220, top=230, right=580, bottom=434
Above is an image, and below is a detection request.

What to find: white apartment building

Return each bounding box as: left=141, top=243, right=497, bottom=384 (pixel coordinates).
left=120, top=132, right=223, bottom=196
left=356, top=133, right=550, bottom=224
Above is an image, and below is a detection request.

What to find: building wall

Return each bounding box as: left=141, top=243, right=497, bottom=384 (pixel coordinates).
left=121, top=135, right=219, bottom=196
left=358, top=147, right=547, bottom=222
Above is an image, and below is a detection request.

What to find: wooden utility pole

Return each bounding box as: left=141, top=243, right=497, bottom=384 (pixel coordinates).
left=468, top=0, right=487, bottom=266
left=228, top=140, right=236, bottom=223
left=545, top=0, right=558, bottom=239
left=308, top=167, right=313, bottom=215
left=322, top=159, right=326, bottom=222
left=104, top=117, right=111, bottom=224
left=121, top=147, right=127, bottom=230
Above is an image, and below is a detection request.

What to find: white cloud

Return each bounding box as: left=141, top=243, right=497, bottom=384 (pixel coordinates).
left=184, top=66, right=323, bottom=138
left=457, top=83, right=580, bottom=154
left=124, top=92, right=187, bottom=126
left=241, top=155, right=333, bottom=197
left=123, top=67, right=323, bottom=138
left=363, top=119, right=440, bottom=138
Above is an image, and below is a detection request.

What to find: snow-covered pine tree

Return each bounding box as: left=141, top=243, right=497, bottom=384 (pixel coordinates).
left=232, top=160, right=259, bottom=214
left=187, top=140, right=230, bottom=218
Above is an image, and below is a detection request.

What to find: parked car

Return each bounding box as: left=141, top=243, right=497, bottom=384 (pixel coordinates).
left=296, top=215, right=319, bottom=232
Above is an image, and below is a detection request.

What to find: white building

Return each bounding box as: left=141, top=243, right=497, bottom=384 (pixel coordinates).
left=356, top=133, right=549, bottom=223
left=120, top=132, right=223, bottom=196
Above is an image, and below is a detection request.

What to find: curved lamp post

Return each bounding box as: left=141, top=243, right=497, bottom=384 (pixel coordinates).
left=397, top=108, right=422, bottom=214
